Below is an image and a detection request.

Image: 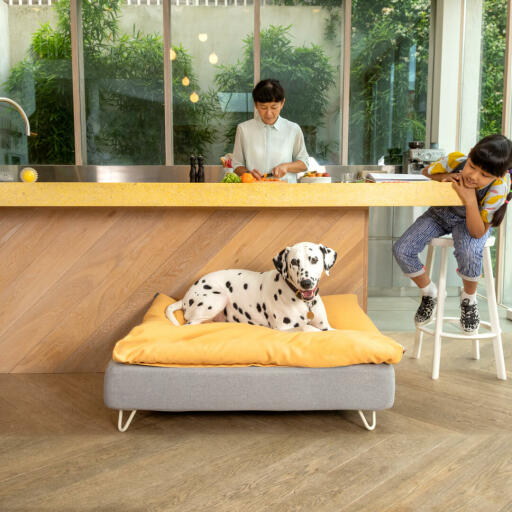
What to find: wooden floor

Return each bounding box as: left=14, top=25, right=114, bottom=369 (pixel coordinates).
left=1, top=332, right=512, bottom=512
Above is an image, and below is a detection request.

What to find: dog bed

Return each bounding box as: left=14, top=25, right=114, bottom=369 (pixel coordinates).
left=104, top=294, right=402, bottom=431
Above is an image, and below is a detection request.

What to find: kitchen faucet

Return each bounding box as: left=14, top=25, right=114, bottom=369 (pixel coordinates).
left=0, top=97, right=31, bottom=136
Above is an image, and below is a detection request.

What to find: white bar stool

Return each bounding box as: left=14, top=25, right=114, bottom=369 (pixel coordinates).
left=413, top=235, right=507, bottom=380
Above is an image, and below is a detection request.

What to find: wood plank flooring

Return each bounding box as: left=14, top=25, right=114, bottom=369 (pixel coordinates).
left=1, top=332, right=511, bottom=511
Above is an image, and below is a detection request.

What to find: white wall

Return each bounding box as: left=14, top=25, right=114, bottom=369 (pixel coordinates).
left=0, top=2, right=10, bottom=94
left=459, top=0, right=483, bottom=153
left=430, top=0, right=463, bottom=152
left=8, top=6, right=58, bottom=68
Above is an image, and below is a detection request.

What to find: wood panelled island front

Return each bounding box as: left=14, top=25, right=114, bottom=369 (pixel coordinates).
left=0, top=182, right=462, bottom=373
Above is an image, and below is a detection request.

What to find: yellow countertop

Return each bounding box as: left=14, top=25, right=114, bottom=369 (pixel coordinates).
left=0, top=182, right=463, bottom=207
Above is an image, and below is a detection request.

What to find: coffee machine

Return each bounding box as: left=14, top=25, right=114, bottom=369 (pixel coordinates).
left=402, top=143, right=446, bottom=174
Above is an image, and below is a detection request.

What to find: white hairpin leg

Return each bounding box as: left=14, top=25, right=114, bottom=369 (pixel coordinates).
left=358, top=410, right=376, bottom=431
left=118, top=409, right=137, bottom=432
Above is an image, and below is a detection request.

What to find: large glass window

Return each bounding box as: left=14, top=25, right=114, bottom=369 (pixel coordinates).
left=460, top=0, right=507, bottom=148
left=171, top=1, right=251, bottom=164
left=348, top=0, right=430, bottom=165
left=260, top=0, right=343, bottom=164
left=459, top=0, right=507, bottom=274
left=83, top=0, right=165, bottom=164
left=0, top=0, right=73, bottom=164
left=479, top=0, right=507, bottom=140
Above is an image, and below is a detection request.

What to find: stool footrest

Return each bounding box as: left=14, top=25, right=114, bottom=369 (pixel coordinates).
left=418, top=318, right=499, bottom=340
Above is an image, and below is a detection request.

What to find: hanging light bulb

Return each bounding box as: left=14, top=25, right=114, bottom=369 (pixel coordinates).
left=190, top=92, right=199, bottom=103
left=198, top=33, right=208, bottom=42
left=182, top=76, right=190, bottom=86
left=170, top=48, right=177, bottom=61
left=208, top=52, right=218, bottom=65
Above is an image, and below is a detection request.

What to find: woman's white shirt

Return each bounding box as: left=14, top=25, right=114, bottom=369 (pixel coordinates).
left=231, top=115, right=309, bottom=183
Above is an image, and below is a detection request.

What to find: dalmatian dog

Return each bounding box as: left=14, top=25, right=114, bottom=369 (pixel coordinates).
left=165, top=242, right=337, bottom=332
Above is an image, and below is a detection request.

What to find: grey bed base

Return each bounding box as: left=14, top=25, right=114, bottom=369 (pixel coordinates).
left=104, top=361, right=395, bottom=432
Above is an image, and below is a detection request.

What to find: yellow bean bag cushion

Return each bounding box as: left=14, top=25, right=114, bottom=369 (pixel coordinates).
left=112, top=293, right=403, bottom=368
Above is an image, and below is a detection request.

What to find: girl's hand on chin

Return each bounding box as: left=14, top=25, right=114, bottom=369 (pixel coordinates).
left=442, top=174, right=461, bottom=183
left=452, top=176, right=476, bottom=204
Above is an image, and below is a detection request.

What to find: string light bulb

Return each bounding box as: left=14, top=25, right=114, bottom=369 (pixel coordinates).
left=182, top=76, right=190, bottom=86
left=190, top=92, right=199, bottom=103
left=198, top=33, right=208, bottom=42
left=208, top=52, right=218, bottom=65
left=170, top=48, right=177, bottom=60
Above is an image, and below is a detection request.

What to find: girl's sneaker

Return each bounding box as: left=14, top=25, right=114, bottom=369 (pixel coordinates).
left=415, top=295, right=437, bottom=326
left=460, top=299, right=480, bottom=333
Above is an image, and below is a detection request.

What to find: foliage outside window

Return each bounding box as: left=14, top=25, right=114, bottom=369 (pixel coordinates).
left=5, top=4, right=74, bottom=164
left=215, top=25, right=336, bottom=162
left=4, top=0, right=219, bottom=165
left=348, top=0, right=430, bottom=165
left=479, top=0, right=506, bottom=138
left=2, top=0, right=510, bottom=167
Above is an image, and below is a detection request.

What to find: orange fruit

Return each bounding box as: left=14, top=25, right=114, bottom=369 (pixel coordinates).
left=241, top=173, right=256, bottom=183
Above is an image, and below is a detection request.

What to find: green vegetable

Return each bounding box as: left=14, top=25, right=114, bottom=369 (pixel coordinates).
left=222, top=172, right=241, bottom=183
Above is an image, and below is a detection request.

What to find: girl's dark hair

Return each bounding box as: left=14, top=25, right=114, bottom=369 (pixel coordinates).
left=252, top=79, right=285, bottom=103
left=469, top=134, right=512, bottom=227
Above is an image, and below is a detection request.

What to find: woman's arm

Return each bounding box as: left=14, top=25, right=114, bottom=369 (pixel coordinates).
left=231, top=126, right=246, bottom=175
left=272, top=160, right=307, bottom=178
left=232, top=125, right=262, bottom=180
left=272, top=126, right=309, bottom=177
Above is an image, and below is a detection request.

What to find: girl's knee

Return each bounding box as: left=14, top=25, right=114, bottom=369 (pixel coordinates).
left=392, top=238, right=407, bottom=260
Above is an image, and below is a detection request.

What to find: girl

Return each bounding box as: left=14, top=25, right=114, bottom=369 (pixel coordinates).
left=393, top=134, right=512, bottom=333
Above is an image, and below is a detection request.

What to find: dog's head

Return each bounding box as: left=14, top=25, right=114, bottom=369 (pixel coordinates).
left=273, top=242, right=337, bottom=300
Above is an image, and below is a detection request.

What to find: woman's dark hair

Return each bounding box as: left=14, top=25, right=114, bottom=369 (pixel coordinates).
left=469, top=134, right=512, bottom=226
left=252, top=79, right=285, bottom=103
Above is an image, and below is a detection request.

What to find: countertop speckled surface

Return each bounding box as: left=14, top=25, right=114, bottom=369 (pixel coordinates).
left=0, top=182, right=463, bottom=207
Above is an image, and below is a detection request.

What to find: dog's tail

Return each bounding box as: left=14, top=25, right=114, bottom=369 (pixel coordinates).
left=165, top=300, right=184, bottom=326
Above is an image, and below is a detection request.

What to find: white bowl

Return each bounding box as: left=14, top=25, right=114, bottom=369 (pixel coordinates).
left=299, top=176, right=332, bottom=183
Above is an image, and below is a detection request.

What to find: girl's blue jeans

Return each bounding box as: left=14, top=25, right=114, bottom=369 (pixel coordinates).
left=393, top=206, right=492, bottom=282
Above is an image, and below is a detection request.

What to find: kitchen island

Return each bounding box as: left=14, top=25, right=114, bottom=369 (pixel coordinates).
left=0, top=182, right=461, bottom=373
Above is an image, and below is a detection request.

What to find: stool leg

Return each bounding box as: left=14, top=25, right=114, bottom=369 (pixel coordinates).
left=413, top=246, right=434, bottom=360
left=432, top=247, right=448, bottom=380
left=483, top=248, right=507, bottom=380
left=473, top=338, right=480, bottom=360
left=413, top=329, right=423, bottom=359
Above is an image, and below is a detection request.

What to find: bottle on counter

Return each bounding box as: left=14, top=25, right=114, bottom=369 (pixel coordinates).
left=196, top=155, right=205, bottom=182
left=189, top=155, right=197, bottom=182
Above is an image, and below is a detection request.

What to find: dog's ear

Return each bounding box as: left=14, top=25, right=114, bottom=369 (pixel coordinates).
left=273, top=247, right=290, bottom=277
left=319, top=245, right=337, bottom=276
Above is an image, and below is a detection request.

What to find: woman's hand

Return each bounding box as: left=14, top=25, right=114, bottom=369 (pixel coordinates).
left=451, top=176, right=477, bottom=205
left=250, top=169, right=263, bottom=181
left=272, top=164, right=288, bottom=178
left=236, top=167, right=263, bottom=180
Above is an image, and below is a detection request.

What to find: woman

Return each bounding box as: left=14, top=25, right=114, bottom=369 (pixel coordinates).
left=232, top=78, right=309, bottom=182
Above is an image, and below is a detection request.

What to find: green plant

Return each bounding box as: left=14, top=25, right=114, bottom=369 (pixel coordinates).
left=480, top=0, right=507, bottom=138
left=215, top=25, right=336, bottom=162
left=349, top=0, right=430, bottom=164
left=4, top=0, right=220, bottom=164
